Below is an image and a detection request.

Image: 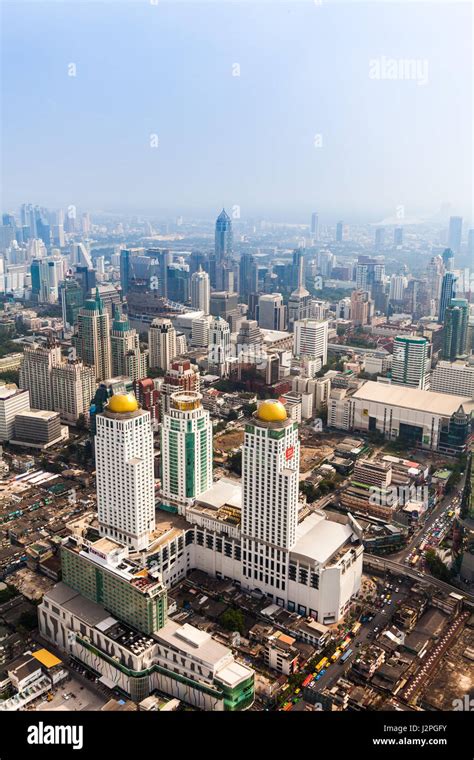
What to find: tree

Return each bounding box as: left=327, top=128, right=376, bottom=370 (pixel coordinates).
left=424, top=549, right=451, bottom=583
left=220, top=608, right=245, bottom=634
left=227, top=409, right=238, bottom=421
left=228, top=450, right=242, bottom=476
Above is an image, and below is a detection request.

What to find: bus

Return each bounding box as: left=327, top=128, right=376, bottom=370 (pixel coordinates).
left=331, top=649, right=342, bottom=663
left=340, top=648, right=353, bottom=664
left=351, top=622, right=362, bottom=636
left=302, top=674, right=313, bottom=688
left=339, top=639, right=351, bottom=652
left=315, top=657, right=329, bottom=673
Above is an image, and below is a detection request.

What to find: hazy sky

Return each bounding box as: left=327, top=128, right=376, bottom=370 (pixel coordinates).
left=1, top=0, right=472, bottom=223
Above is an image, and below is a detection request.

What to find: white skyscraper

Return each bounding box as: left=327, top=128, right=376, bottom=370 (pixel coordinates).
left=190, top=267, right=210, bottom=314
left=95, top=393, right=155, bottom=551
left=241, top=400, right=300, bottom=601
left=391, top=336, right=430, bottom=390
left=208, top=316, right=231, bottom=376
left=160, top=391, right=213, bottom=514
left=293, top=319, right=328, bottom=368
left=51, top=359, right=96, bottom=425
left=258, top=294, right=286, bottom=331
left=19, top=340, right=62, bottom=410
left=149, top=318, right=177, bottom=371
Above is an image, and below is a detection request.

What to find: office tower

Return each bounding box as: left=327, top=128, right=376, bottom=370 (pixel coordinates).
left=70, top=242, right=93, bottom=269
left=355, top=256, right=384, bottom=293
left=239, top=253, right=258, bottom=300
left=468, top=229, right=474, bottom=260
left=236, top=320, right=263, bottom=348
left=391, top=336, right=430, bottom=390
left=241, top=400, right=300, bottom=597
left=442, top=299, right=469, bottom=360
left=310, top=212, right=319, bottom=240
left=19, top=340, right=62, bottom=410
left=94, top=283, right=121, bottom=318
left=52, top=224, right=65, bottom=248
left=60, top=277, right=84, bottom=329
left=389, top=274, right=407, bottom=303
left=81, top=212, right=91, bottom=235
left=189, top=250, right=207, bottom=275
left=13, top=409, right=64, bottom=447
left=37, top=258, right=63, bottom=302
left=72, top=290, right=112, bottom=382
left=111, top=307, right=148, bottom=381
left=148, top=318, right=177, bottom=371
left=0, top=386, right=30, bottom=440
left=191, top=315, right=211, bottom=348
left=208, top=316, right=231, bottom=376
left=160, top=391, right=213, bottom=514
left=438, top=272, right=457, bottom=324
left=51, top=359, right=96, bottom=425
left=293, top=319, right=328, bottom=369
left=375, top=227, right=385, bottom=250
left=448, top=216, right=463, bottom=254
left=442, top=247, right=454, bottom=272
left=190, top=267, right=210, bottom=313
left=288, top=251, right=311, bottom=330
left=215, top=209, right=233, bottom=266
left=75, top=265, right=97, bottom=298
left=95, top=255, right=105, bottom=278
left=161, top=360, right=200, bottom=415
left=30, top=259, right=41, bottom=298
left=210, top=291, right=238, bottom=320
left=95, top=393, right=155, bottom=551
left=393, top=227, right=403, bottom=246
left=427, top=256, right=443, bottom=308
left=120, top=248, right=131, bottom=295
left=167, top=264, right=190, bottom=304
left=336, top=221, right=344, bottom=242
left=350, top=289, right=371, bottom=326
left=317, top=249, right=334, bottom=278
left=258, top=293, right=286, bottom=331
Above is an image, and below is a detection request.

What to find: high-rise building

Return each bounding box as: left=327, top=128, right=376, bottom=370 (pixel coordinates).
left=161, top=359, right=201, bottom=415
left=389, top=274, right=407, bottom=303
left=427, top=256, right=443, bottom=310
left=208, top=316, right=231, bottom=376
left=148, top=318, right=177, bottom=371
left=239, top=253, right=258, bottom=300
left=293, top=319, right=328, bottom=369
left=191, top=315, right=211, bottom=348
left=438, top=272, right=457, bottom=324
left=310, top=212, right=319, bottom=240
left=60, top=277, right=84, bottom=330
left=19, top=340, right=62, bottom=410
left=236, top=319, right=263, bottom=348
left=442, top=299, right=469, bottom=360
left=393, top=227, right=403, bottom=246
left=72, top=290, right=112, bottom=382
left=288, top=251, right=311, bottom=330
left=190, top=267, right=210, bottom=314
left=215, top=209, right=233, bottom=266
left=51, top=359, right=96, bottom=425
left=95, top=393, right=155, bottom=551
left=391, top=336, right=430, bottom=390
left=133, top=377, right=160, bottom=427
left=258, top=293, right=286, bottom=331
left=448, top=216, right=463, bottom=254
left=442, top=247, right=455, bottom=272
left=431, top=361, right=474, bottom=397
left=160, top=391, right=213, bottom=513
left=350, top=290, right=372, bottom=326
left=111, top=307, right=148, bottom=381
left=70, top=242, right=93, bottom=270
left=375, top=227, right=385, bottom=250
left=241, top=400, right=300, bottom=599
left=0, top=385, right=30, bottom=440
left=336, top=221, right=344, bottom=242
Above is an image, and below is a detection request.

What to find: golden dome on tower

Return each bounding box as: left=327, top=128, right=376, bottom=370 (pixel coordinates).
left=256, top=399, right=287, bottom=422
left=107, top=393, right=139, bottom=414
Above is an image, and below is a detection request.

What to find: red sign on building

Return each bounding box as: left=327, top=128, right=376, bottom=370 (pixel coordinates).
left=285, top=446, right=294, bottom=461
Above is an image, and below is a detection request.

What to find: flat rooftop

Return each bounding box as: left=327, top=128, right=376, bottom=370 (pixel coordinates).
left=156, top=619, right=230, bottom=669
left=291, top=512, right=355, bottom=565
left=352, top=380, right=474, bottom=416
left=195, top=478, right=242, bottom=510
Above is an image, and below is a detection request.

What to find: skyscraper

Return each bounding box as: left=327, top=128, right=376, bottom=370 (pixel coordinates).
left=448, top=216, right=463, bottom=254
left=375, top=227, right=385, bottom=250
left=442, top=299, right=469, bottom=360
left=258, top=293, right=286, bottom=331
left=293, top=319, right=328, bottom=369
left=111, top=306, right=148, bottom=381
left=393, top=227, right=403, bottom=246
left=51, top=359, right=96, bottom=425
left=95, top=393, right=155, bottom=551
left=160, top=391, right=213, bottom=514
left=19, top=340, right=62, bottom=410
left=208, top=316, right=231, bottom=376
left=391, top=336, right=430, bottom=390
left=60, top=277, right=84, bottom=329
left=72, top=290, right=112, bottom=382
left=442, top=247, right=455, bottom=272
left=241, top=400, right=300, bottom=600
left=190, top=267, right=210, bottom=314
left=336, top=221, right=344, bottom=242
left=239, top=253, right=258, bottom=300
left=214, top=209, right=233, bottom=290
left=310, top=212, right=319, bottom=240
left=438, top=272, right=457, bottom=324
left=161, top=359, right=201, bottom=415
left=148, top=318, right=177, bottom=371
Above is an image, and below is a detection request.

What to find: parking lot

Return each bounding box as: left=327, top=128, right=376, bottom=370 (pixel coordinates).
left=34, top=675, right=108, bottom=711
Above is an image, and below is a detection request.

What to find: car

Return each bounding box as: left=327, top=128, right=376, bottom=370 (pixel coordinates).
left=387, top=600, right=392, bottom=605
